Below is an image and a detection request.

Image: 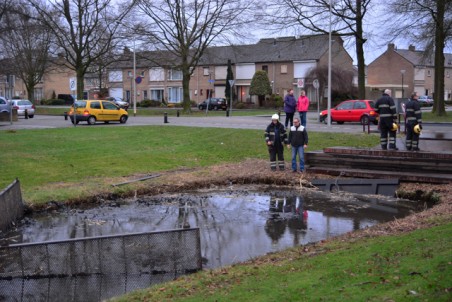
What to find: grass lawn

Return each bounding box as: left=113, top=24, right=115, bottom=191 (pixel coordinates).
left=0, top=126, right=377, bottom=205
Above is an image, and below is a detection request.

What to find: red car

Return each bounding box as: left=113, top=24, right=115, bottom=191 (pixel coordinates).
left=320, top=99, right=379, bottom=125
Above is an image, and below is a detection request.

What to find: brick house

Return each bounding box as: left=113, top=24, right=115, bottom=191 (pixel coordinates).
left=2, top=34, right=355, bottom=106
left=367, top=43, right=452, bottom=101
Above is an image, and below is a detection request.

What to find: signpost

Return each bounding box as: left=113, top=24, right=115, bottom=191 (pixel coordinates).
left=313, top=79, right=320, bottom=121
left=69, top=78, right=77, bottom=126
left=228, top=80, right=235, bottom=117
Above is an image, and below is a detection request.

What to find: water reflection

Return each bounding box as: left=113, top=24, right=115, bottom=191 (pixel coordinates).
left=0, top=188, right=419, bottom=301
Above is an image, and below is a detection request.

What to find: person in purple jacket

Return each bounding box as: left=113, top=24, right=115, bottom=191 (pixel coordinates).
left=283, top=89, right=297, bottom=128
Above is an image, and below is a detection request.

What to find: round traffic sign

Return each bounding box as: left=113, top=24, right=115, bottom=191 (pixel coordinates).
left=313, top=79, right=320, bottom=89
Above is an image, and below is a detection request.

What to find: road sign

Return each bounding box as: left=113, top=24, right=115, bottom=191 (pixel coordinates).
left=228, top=80, right=235, bottom=86
left=208, top=79, right=215, bottom=83
left=135, top=76, right=142, bottom=84
left=69, top=78, right=76, bottom=91
left=297, top=78, right=304, bottom=88
left=313, top=79, right=320, bottom=89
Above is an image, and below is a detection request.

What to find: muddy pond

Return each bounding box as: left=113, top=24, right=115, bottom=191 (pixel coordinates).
left=0, top=186, right=423, bottom=301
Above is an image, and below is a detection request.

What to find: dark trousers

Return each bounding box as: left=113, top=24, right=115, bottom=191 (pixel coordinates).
left=380, top=122, right=397, bottom=149
left=268, top=145, right=285, bottom=170
left=285, top=112, right=294, bottom=128
left=406, top=123, right=420, bottom=150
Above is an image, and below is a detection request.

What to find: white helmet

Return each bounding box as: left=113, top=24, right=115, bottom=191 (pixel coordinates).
left=271, top=114, right=279, bottom=121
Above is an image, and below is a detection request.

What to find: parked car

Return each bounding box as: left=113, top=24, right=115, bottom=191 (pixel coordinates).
left=105, top=97, right=129, bottom=110
left=418, top=95, right=434, bottom=107
left=11, top=99, right=35, bottom=118
left=68, top=100, right=128, bottom=125
left=57, top=94, right=75, bottom=105
left=0, top=96, right=10, bottom=113
left=198, top=98, right=227, bottom=110
left=319, top=99, right=379, bottom=125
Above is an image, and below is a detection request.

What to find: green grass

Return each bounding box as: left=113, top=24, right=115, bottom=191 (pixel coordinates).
left=0, top=126, right=377, bottom=205
left=111, top=222, right=452, bottom=302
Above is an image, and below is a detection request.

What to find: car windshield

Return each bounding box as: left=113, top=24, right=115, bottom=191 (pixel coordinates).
left=74, top=101, right=87, bottom=108
left=18, top=100, right=32, bottom=105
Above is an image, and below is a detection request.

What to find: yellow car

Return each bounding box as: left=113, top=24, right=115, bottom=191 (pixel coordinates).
left=68, top=100, right=128, bottom=125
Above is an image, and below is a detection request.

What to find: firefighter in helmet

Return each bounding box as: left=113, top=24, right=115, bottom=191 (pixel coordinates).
left=375, top=89, right=398, bottom=150
left=264, top=114, right=288, bottom=171
left=405, top=91, right=423, bottom=151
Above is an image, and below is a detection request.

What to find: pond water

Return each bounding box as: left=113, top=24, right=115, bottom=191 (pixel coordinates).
left=2, top=187, right=419, bottom=270
left=0, top=186, right=422, bottom=301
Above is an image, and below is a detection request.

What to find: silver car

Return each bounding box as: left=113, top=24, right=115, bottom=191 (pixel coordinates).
left=0, top=96, right=10, bottom=113
left=11, top=99, right=35, bottom=118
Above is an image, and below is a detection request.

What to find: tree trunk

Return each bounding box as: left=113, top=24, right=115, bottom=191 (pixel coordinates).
left=182, top=69, right=192, bottom=113
left=433, top=0, right=446, bottom=116
left=76, top=69, right=85, bottom=100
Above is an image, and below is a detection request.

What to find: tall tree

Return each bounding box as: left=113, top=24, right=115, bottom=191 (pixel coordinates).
left=0, top=2, right=52, bottom=102
left=265, top=0, right=372, bottom=100
left=135, top=0, right=255, bottom=112
left=389, top=0, right=452, bottom=116
left=27, top=0, right=135, bottom=100
left=249, top=70, right=272, bottom=107
left=225, top=59, right=234, bottom=105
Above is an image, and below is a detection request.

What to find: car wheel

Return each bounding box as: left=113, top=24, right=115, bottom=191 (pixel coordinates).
left=198, top=105, right=203, bottom=110
left=213, top=106, right=218, bottom=110
left=337, top=121, right=344, bottom=125
left=104, top=121, right=109, bottom=124
left=28, top=115, right=34, bottom=118
left=322, top=115, right=328, bottom=124
left=119, top=115, right=128, bottom=124
left=71, top=119, right=79, bottom=125
left=87, top=116, right=96, bottom=125
left=360, top=116, right=370, bottom=125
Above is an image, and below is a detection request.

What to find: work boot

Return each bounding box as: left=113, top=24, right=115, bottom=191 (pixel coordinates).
left=412, top=148, right=420, bottom=151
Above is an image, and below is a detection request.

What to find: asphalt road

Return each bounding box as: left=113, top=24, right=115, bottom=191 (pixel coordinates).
left=1, top=110, right=451, bottom=134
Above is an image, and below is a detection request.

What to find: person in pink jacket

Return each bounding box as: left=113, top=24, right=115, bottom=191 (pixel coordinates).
left=297, top=90, right=310, bottom=127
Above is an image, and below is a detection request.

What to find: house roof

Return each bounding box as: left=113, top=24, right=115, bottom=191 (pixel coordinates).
left=111, top=34, right=342, bottom=69
left=395, top=49, right=452, bottom=68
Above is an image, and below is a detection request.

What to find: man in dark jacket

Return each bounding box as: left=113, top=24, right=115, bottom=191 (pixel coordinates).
left=265, top=114, right=288, bottom=171
left=288, top=118, right=308, bottom=173
left=405, top=91, right=423, bottom=151
left=283, top=89, right=297, bottom=128
left=375, top=89, right=398, bottom=150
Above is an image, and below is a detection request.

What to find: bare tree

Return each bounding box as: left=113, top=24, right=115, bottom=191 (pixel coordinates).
left=306, top=65, right=356, bottom=107
left=135, top=0, right=255, bottom=112
left=27, top=0, right=135, bottom=100
left=0, top=2, right=52, bottom=102
left=265, top=0, right=373, bottom=100
left=389, top=0, right=452, bottom=116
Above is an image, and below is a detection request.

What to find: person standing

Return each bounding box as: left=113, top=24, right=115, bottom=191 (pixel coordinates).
left=297, top=90, right=310, bottom=127
left=283, top=89, right=297, bottom=128
left=265, top=114, right=288, bottom=171
left=288, top=118, right=308, bottom=173
left=375, top=89, right=398, bottom=150
left=405, top=91, right=423, bottom=151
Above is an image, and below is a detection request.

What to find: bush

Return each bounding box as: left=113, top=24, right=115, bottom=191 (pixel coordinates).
left=234, top=102, right=246, bottom=109
left=138, top=99, right=161, bottom=107
left=41, top=99, right=66, bottom=105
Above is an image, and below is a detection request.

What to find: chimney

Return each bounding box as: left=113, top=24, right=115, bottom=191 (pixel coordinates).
left=388, top=43, right=395, bottom=51
left=409, top=45, right=416, bottom=51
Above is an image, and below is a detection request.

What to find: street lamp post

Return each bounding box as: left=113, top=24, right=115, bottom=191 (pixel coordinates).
left=401, top=69, right=406, bottom=98
left=133, top=38, right=137, bottom=116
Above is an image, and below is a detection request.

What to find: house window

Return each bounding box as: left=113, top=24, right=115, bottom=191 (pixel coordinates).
left=203, top=67, right=210, bottom=76
left=262, top=65, right=268, bottom=73
left=281, top=65, right=287, bottom=74
left=427, top=70, right=431, bottom=77
left=150, top=89, right=164, bottom=101
left=143, top=90, right=148, bottom=99
left=168, top=87, right=183, bottom=102
left=168, top=69, right=182, bottom=80
left=140, top=71, right=145, bottom=78
left=150, top=68, right=164, bottom=81
left=128, top=71, right=132, bottom=77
